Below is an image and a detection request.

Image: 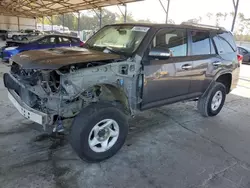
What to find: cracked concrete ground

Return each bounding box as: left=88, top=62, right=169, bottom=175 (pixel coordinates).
left=1, top=41, right=250, bottom=187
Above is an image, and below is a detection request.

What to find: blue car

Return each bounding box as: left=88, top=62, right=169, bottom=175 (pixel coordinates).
left=1, top=34, right=84, bottom=62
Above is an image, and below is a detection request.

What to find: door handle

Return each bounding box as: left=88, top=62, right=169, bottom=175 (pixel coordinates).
left=213, top=61, right=222, bottom=66
left=181, top=64, right=192, bottom=70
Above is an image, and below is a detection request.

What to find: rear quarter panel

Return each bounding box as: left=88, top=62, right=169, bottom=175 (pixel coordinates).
left=208, top=52, right=239, bottom=92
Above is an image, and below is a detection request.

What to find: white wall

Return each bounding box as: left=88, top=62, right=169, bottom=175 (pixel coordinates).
left=0, top=15, right=36, bottom=30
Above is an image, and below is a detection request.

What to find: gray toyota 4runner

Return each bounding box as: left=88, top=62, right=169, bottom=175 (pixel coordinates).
left=4, top=23, right=240, bottom=162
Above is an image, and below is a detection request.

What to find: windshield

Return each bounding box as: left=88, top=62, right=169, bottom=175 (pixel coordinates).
left=86, top=25, right=150, bottom=56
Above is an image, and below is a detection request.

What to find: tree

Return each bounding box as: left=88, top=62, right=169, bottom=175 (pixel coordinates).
left=206, top=13, right=213, bottom=20
left=185, top=16, right=202, bottom=24
left=215, top=12, right=223, bottom=26
left=168, top=19, right=175, bottom=24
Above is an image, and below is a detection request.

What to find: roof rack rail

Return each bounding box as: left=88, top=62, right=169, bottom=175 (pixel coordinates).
left=181, top=22, right=226, bottom=30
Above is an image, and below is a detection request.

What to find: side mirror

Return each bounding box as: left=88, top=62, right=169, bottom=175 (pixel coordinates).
left=149, top=47, right=171, bottom=59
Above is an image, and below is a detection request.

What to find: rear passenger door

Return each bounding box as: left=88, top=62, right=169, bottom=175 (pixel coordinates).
left=188, top=30, right=218, bottom=94
left=210, top=32, right=237, bottom=78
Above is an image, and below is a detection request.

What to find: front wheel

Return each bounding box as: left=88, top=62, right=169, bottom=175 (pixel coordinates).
left=70, top=102, right=128, bottom=162
left=198, top=82, right=226, bottom=117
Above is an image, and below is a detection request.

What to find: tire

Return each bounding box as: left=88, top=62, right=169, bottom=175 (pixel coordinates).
left=12, top=35, right=17, bottom=40
left=22, top=37, right=28, bottom=41
left=70, top=102, right=128, bottom=162
left=198, top=82, right=226, bottom=117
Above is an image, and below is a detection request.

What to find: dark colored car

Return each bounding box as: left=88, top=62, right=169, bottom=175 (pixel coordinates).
left=1, top=34, right=84, bottom=61
left=4, top=23, right=240, bottom=162
left=0, top=29, right=7, bottom=40
left=237, top=46, right=250, bottom=63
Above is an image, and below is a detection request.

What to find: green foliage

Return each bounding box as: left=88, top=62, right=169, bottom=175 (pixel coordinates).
left=39, top=9, right=152, bottom=32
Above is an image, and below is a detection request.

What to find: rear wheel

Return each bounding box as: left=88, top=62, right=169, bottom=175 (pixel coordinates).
left=12, top=35, right=17, bottom=40
left=198, top=82, right=226, bottom=117
left=22, top=37, right=28, bottom=41
left=70, top=102, right=128, bottom=162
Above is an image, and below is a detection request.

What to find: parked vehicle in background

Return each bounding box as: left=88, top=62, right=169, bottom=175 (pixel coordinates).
left=1, top=34, right=84, bottom=61
left=7, top=29, right=41, bottom=40
left=4, top=23, right=240, bottom=162
left=237, top=46, right=250, bottom=63
left=0, top=30, right=8, bottom=40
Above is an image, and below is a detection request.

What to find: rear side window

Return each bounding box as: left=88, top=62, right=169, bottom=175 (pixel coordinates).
left=71, top=38, right=79, bottom=43
left=213, top=36, right=234, bottom=54
left=59, top=37, right=71, bottom=44
left=213, top=32, right=236, bottom=54
left=218, top=32, right=237, bottom=51
left=191, top=31, right=211, bottom=55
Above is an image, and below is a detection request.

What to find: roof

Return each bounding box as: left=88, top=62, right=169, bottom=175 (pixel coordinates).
left=107, top=23, right=228, bottom=32
left=0, top=0, right=142, bottom=18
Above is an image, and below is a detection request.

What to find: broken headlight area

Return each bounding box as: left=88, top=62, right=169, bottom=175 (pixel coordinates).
left=5, top=62, right=97, bottom=123
left=10, top=62, right=63, bottom=95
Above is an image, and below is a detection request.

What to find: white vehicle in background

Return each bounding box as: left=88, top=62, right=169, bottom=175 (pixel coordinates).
left=58, top=25, right=71, bottom=34
left=7, top=29, right=40, bottom=40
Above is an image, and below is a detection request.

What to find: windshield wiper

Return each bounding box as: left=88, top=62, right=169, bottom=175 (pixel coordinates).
left=105, top=46, right=120, bottom=54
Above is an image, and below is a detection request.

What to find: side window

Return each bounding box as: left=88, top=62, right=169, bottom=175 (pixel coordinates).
left=213, top=35, right=234, bottom=54
left=152, top=28, right=187, bottom=57
left=38, top=37, right=49, bottom=44
left=71, top=38, right=78, bottom=43
left=59, top=37, right=71, bottom=44
left=49, top=37, right=57, bottom=44
left=191, top=31, right=211, bottom=55
left=218, top=32, right=237, bottom=52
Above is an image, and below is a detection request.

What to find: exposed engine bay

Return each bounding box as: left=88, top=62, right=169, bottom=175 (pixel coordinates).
left=4, top=57, right=142, bottom=129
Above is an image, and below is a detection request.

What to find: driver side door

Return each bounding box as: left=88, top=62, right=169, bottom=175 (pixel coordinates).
left=141, top=28, right=194, bottom=110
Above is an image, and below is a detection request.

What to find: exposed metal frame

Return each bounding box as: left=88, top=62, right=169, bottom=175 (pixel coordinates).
left=0, top=0, right=142, bottom=18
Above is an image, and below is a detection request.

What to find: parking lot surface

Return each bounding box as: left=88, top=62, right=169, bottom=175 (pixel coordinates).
left=0, top=50, right=250, bottom=187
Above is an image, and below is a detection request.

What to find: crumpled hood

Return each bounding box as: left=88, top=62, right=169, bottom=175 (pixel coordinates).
left=11, top=47, right=121, bottom=70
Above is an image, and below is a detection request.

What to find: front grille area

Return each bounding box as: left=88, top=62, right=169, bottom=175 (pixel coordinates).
left=3, top=73, right=21, bottom=94
left=4, top=73, right=38, bottom=108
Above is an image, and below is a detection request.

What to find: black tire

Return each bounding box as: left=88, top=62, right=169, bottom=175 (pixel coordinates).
left=198, top=82, right=226, bottom=117
left=12, top=35, right=17, bottom=40
left=70, top=102, right=128, bottom=162
left=22, top=37, right=28, bottom=41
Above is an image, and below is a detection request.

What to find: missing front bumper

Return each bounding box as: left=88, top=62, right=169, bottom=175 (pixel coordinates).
left=8, top=89, right=48, bottom=126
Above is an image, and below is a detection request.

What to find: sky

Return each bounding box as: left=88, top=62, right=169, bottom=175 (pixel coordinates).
left=104, top=0, right=250, bottom=31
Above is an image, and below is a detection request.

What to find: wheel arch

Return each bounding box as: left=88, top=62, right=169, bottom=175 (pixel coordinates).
left=215, top=73, right=232, bottom=94
left=89, top=83, right=131, bottom=114
left=203, top=71, right=232, bottom=97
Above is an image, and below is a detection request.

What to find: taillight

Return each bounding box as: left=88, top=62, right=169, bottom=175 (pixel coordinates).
left=80, top=41, right=84, bottom=47
left=237, top=54, right=243, bottom=64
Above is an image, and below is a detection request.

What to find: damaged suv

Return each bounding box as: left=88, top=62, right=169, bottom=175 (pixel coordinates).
left=4, top=23, right=240, bottom=162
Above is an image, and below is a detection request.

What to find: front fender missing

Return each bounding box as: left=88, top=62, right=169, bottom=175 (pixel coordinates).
left=60, top=61, right=142, bottom=115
